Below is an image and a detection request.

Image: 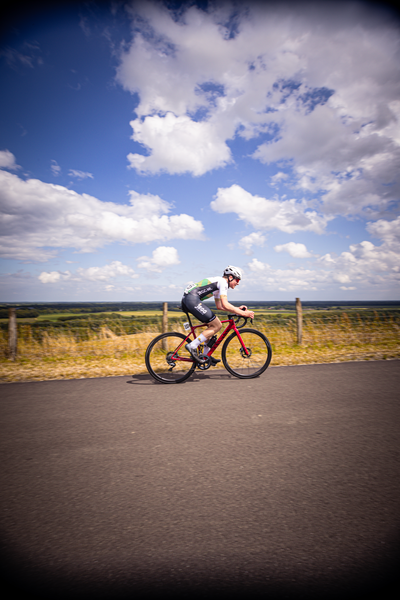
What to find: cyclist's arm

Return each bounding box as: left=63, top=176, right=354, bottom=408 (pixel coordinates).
left=216, top=295, right=254, bottom=319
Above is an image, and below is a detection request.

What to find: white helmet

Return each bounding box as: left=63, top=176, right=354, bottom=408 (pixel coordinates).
left=223, top=265, right=242, bottom=280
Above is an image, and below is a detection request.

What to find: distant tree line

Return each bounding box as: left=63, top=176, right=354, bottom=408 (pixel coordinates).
left=1, top=300, right=399, bottom=318
left=0, top=308, right=39, bottom=319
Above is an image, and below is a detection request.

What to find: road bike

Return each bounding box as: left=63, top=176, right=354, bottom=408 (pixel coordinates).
left=145, top=309, right=272, bottom=384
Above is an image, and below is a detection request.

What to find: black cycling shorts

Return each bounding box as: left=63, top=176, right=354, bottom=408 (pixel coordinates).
left=181, top=293, right=216, bottom=324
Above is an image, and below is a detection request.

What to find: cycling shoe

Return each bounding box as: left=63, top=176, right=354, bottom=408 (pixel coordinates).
left=185, top=343, right=206, bottom=364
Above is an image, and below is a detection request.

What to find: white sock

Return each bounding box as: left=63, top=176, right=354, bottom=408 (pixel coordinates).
left=203, top=345, right=210, bottom=355
left=189, top=332, right=207, bottom=349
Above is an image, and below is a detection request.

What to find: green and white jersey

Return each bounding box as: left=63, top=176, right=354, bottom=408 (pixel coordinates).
left=183, top=277, right=228, bottom=301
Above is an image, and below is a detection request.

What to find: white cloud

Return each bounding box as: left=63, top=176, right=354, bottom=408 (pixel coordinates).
left=247, top=258, right=322, bottom=292
left=319, top=238, right=400, bottom=286
left=271, top=172, right=288, bottom=186
left=0, top=150, right=19, bottom=170
left=76, top=262, right=139, bottom=282
left=246, top=209, right=400, bottom=293
left=38, top=261, right=138, bottom=284
left=137, top=246, right=180, bottom=272
left=367, top=215, right=400, bottom=246
left=68, top=169, right=94, bottom=180
left=127, top=190, right=171, bottom=219
left=127, top=113, right=232, bottom=176
left=1, top=43, right=42, bottom=69
left=51, top=160, right=61, bottom=176
left=115, top=1, right=400, bottom=217
left=238, top=232, right=265, bottom=255
left=274, top=242, right=312, bottom=258
left=38, top=271, right=61, bottom=284
left=246, top=214, right=400, bottom=293
left=79, top=16, right=91, bottom=37
left=0, top=170, right=204, bottom=261
left=211, top=184, right=329, bottom=234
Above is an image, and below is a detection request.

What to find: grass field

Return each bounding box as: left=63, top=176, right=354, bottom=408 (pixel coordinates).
left=0, top=311, right=399, bottom=382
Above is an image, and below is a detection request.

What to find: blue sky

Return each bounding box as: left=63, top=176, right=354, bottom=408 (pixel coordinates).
left=1, top=0, right=400, bottom=302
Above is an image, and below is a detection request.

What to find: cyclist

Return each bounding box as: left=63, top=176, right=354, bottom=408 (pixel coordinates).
left=182, top=266, right=255, bottom=363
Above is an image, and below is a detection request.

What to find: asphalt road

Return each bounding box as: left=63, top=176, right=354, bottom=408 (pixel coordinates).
left=1, top=361, right=400, bottom=599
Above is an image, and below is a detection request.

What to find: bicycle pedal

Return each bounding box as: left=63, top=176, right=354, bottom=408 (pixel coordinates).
left=210, top=356, right=221, bottom=366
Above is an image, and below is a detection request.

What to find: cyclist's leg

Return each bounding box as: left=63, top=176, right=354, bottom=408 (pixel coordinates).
left=182, top=296, right=222, bottom=362
left=201, top=316, right=222, bottom=341
left=182, top=294, right=221, bottom=342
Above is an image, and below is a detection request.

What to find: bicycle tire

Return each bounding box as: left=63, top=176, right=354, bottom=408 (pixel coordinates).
left=145, top=332, right=196, bottom=383
left=222, top=328, right=272, bottom=379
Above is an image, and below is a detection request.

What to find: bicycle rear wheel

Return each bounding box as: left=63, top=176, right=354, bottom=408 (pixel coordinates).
left=145, top=332, right=196, bottom=383
left=222, top=328, right=272, bottom=379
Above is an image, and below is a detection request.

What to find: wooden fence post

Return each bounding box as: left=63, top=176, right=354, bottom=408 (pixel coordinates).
left=162, top=302, right=168, bottom=350
left=8, top=307, right=17, bottom=360
left=295, top=297, right=302, bottom=345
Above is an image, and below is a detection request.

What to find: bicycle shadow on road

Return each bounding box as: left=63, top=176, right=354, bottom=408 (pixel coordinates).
left=126, top=369, right=234, bottom=385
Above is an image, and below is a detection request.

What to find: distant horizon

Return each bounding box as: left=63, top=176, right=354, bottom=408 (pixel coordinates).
left=2, top=299, right=400, bottom=306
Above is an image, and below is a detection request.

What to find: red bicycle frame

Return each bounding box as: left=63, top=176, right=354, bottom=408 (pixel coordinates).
left=171, top=316, right=250, bottom=363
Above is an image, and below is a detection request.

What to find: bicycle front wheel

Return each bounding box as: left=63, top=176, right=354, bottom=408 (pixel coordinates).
left=145, top=332, right=196, bottom=383
left=222, top=328, right=272, bottom=379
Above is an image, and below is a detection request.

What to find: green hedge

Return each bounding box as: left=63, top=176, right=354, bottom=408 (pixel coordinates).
left=0, top=309, right=39, bottom=319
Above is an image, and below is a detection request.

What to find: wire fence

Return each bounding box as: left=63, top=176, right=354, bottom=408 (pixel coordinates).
left=1, top=312, right=399, bottom=360
left=257, top=312, right=400, bottom=350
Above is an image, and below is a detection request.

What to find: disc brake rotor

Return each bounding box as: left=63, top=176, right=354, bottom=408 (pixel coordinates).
left=240, top=347, right=252, bottom=359
left=166, top=351, right=176, bottom=367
